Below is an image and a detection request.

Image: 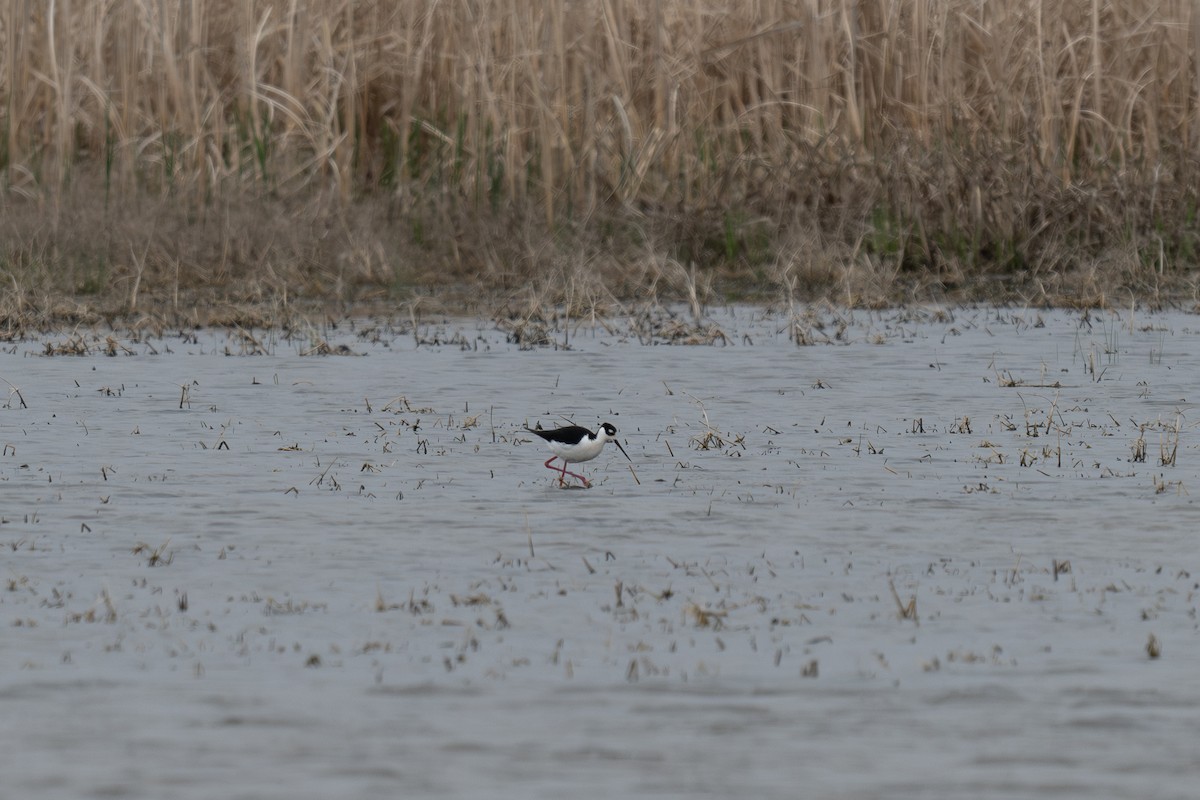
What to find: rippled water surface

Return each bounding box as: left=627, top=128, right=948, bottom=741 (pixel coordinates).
left=2, top=306, right=1198, bottom=799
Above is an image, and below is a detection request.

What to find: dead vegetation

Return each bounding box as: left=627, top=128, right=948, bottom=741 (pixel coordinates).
left=2, top=1, right=1200, bottom=327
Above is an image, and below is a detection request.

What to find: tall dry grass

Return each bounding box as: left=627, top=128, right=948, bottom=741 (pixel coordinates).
left=2, top=0, right=1199, bottom=322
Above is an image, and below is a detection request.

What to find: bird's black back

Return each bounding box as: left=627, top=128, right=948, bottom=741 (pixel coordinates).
left=526, top=425, right=592, bottom=445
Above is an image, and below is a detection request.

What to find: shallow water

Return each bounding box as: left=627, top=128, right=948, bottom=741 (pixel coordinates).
left=2, top=306, right=1198, bottom=799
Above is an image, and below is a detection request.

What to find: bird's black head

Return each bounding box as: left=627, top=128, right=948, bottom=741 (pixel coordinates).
left=601, top=422, right=632, bottom=462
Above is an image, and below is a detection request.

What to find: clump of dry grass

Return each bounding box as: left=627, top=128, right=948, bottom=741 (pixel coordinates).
left=3, top=1, right=1200, bottom=324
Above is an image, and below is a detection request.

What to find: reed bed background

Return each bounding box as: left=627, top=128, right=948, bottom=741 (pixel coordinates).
left=2, top=0, right=1199, bottom=324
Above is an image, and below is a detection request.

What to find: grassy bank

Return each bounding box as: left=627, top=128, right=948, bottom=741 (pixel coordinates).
left=2, top=0, right=1199, bottom=327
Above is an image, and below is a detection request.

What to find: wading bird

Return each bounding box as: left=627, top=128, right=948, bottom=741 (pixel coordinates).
left=526, top=422, right=631, bottom=488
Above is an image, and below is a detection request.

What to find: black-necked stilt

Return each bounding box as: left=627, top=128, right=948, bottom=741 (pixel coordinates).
left=526, top=422, right=631, bottom=488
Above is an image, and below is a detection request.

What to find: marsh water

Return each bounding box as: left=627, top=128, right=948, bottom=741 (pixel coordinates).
left=2, top=306, right=1197, bottom=799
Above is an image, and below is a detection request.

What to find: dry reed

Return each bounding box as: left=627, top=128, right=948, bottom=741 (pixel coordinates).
left=2, top=1, right=1199, bottom=324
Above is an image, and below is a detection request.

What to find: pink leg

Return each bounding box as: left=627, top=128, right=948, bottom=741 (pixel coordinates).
left=544, top=456, right=590, bottom=488
left=544, top=456, right=569, bottom=487
left=562, top=463, right=590, bottom=487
